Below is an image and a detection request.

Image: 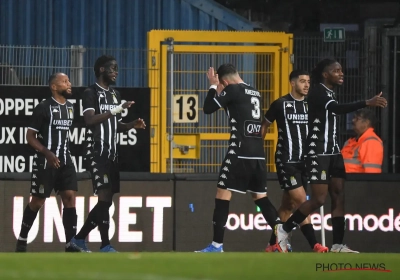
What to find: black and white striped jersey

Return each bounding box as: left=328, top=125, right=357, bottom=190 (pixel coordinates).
left=203, top=83, right=265, bottom=159
left=28, top=97, right=74, bottom=166
left=264, top=93, right=308, bottom=163
left=82, top=83, right=122, bottom=161
left=305, top=83, right=340, bottom=155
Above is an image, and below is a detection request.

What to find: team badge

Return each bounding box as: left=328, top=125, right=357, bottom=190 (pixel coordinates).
left=321, top=170, right=326, bottom=181
left=68, top=108, right=74, bottom=119
left=104, top=174, right=109, bottom=183
left=39, top=185, right=45, bottom=194
left=290, top=176, right=297, bottom=186
left=112, top=94, right=118, bottom=104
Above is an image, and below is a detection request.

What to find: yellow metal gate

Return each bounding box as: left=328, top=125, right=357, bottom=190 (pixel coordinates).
left=148, top=30, right=293, bottom=173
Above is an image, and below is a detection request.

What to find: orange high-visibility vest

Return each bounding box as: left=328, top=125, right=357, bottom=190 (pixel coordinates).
left=341, top=128, right=383, bottom=173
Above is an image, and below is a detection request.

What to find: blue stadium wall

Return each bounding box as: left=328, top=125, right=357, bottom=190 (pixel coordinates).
left=0, top=0, right=255, bottom=48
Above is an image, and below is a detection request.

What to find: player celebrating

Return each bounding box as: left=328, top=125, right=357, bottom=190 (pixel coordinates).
left=276, top=58, right=387, bottom=253
left=195, top=64, right=281, bottom=252
left=16, top=73, right=79, bottom=252
left=69, top=55, right=146, bottom=252
left=261, top=70, right=328, bottom=253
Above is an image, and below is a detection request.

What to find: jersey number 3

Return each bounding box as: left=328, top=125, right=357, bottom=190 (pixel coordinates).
left=251, top=97, right=260, bottom=119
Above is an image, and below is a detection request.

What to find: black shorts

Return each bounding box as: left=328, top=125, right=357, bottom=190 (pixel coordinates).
left=87, top=155, right=120, bottom=195
left=305, top=154, right=346, bottom=184
left=276, top=162, right=308, bottom=191
left=217, top=157, right=267, bottom=194
left=31, top=159, right=77, bottom=198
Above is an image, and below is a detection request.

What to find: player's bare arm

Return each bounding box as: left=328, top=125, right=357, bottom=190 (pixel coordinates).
left=261, top=119, right=271, bottom=139
left=117, top=118, right=146, bottom=132
left=83, top=101, right=134, bottom=126
left=26, top=129, right=60, bottom=169
left=203, top=67, right=225, bottom=114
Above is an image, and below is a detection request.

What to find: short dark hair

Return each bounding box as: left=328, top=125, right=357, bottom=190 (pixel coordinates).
left=311, top=58, right=337, bottom=85
left=354, top=108, right=377, bottom=128
left=48, top=73, right=62, bottom=87
left=216, top=63, right=238, bottom=80
left=94, top=55, right=116, bottom=78
left=289, top=70, right=309, bottom=81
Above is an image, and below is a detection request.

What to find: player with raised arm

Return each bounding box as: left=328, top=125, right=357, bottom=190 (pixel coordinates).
left=16, top=73, right=80, bottom=252
left=275, top=59, right=387, bottom=253
left=69, top=55, right=146, bottom=253
left=195, top=64, right=281, bottom=253
left=261, top=70, right=328, bottom=253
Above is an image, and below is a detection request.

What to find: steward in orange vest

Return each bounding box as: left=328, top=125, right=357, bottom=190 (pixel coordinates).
left=341, top=109, right=383, bottom=173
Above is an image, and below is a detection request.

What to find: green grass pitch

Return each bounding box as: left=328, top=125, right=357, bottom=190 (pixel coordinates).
left=0, top=253, right=399, bottom=280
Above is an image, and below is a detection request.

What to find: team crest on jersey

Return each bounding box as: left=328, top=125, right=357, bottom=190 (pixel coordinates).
left=112, top=94, right=118, bottom=104
left=104, top=175, right=109, bottom=183
left=290, top=176, right=297, bottom=186
left=321, top=171, right=327, bottom=181
left=39, top=185, right=44, bottom=194
left=68, top=108, right=74, bottom=119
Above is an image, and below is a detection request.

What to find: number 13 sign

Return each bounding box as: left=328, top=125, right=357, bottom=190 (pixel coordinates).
left=173, top=94, right=198, bottom=123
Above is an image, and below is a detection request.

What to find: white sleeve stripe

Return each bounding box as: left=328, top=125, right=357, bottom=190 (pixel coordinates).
left=213, top=98, right=222, bottom=108
left=27, top=127, right=39, bottom=132
left=325, top=99, right=336, bottom=109
left=209, top=85, right=218, bottom=90
left=83, top=108, right=95, bottom=113
left=264, top=116, right=273, bottom=123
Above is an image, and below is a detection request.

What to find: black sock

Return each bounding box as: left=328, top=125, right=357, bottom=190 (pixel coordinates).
left=63, top=207, right=77, bottom=243
left=18, top=204, right=39, bottom=242
left=212, top=199, right=230, bottom=244
left=332, top=216, right=345, bottom=244
left=254, top=197, right=281, bottom=228
left=301, top=223, right=317, bottom=249
left=97, top=201, right=112, bottom=248
left=75, top=204, right=99, bottom=240
left=269, top=231, right=277, bottom=245
left=282, top=210, right=307, bottom=233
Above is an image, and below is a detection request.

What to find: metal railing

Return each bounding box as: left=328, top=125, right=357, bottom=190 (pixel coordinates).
left=0, top=45, right=155, bottom=87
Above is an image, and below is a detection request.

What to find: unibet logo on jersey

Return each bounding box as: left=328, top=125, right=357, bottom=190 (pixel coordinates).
left=244, top=120, right=261, bottom=137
